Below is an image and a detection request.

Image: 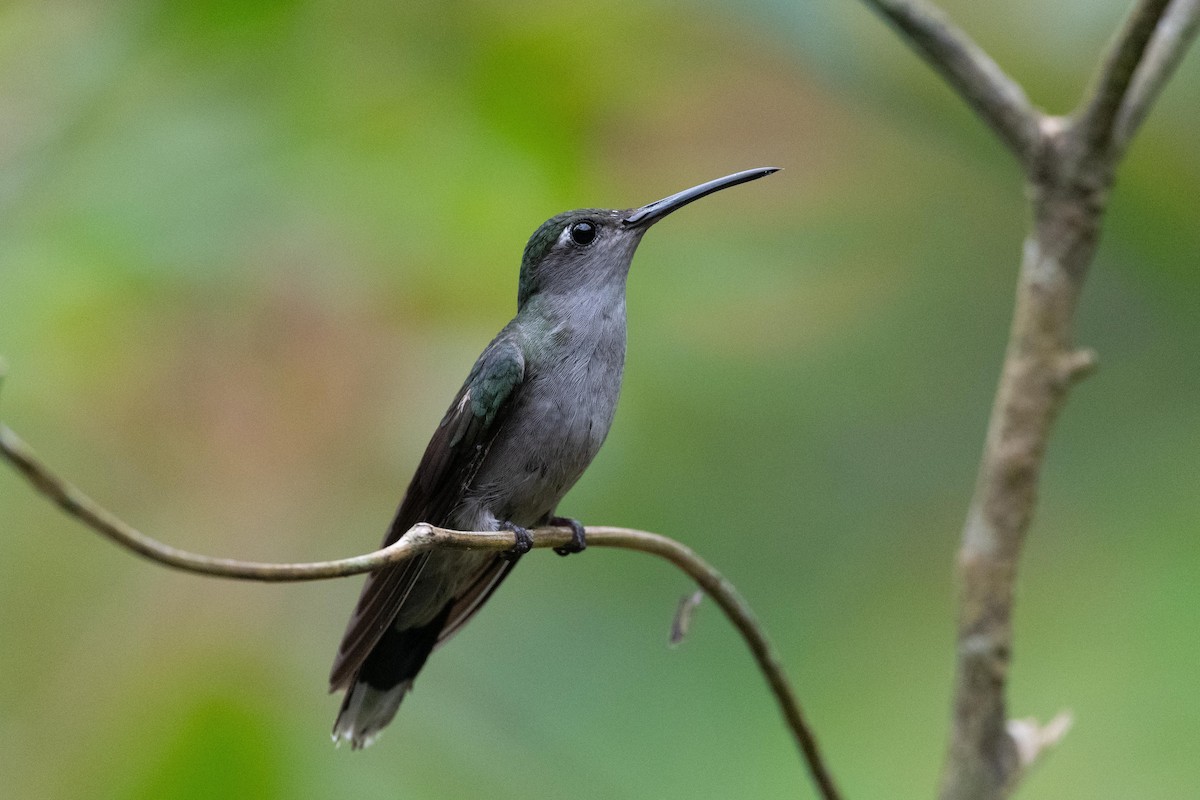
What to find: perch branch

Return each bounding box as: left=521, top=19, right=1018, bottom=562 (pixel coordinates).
left=0, top=420, right=840, bottom=800
left=858, top=0, right=1042, bottom=166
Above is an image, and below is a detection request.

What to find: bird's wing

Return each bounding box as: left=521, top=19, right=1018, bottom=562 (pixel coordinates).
left=329, top=333, right=526, bottom=690
left=435, top=555, right=517, bottom=646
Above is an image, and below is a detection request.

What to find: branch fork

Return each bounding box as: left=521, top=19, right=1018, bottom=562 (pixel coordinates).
left=861, top=1, right=1198, bottom=798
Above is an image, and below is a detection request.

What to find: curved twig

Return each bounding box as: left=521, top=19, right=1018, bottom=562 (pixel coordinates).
left=0, top=420, right=841, bottom=800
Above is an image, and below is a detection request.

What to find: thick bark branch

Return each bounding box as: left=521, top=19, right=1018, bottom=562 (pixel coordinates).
left=1112, top=0, right=1200, bottom=153
left=860, top=2, right=1196, bottom=798
left=858, top=0, right=1042, bottom=166
left=940, top=175, right=1100, bottom=798
left=0, top=420, right=841, bottom=800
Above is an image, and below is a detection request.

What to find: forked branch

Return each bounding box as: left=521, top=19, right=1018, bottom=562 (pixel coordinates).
left=858, top=0, right=1199, bottom=798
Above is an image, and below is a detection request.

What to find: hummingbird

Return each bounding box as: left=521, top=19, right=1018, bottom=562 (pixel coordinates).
left=329, top=167, right=779, bottom=748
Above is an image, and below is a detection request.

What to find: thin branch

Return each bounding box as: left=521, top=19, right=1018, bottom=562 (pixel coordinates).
left=1075, top=0, right=1175, bottom=155
left=858, top=0, right=1042, bottom=166
left=0, top=420, right=841, bottom=800
left=1113, top=0, right=1200, bottom=152
left=1, top=424, right=415, bottom=580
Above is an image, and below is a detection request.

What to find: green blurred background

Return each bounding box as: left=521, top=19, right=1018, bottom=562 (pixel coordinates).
left=1, top=1, right=1197, bottom=797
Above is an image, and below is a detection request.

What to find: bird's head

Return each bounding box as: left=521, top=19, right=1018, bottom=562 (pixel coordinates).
left=516, top=167, right=779, bottom=309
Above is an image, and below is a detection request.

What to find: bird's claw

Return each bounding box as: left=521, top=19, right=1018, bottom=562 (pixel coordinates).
left=550, top=516, right=587, bottom=556
left=501, top=523, right=533, bottom=562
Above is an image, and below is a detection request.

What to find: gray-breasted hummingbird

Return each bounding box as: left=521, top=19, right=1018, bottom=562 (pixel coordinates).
left=330, top=167, right=779, bottom=748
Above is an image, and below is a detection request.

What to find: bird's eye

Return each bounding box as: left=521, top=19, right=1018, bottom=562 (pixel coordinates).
left=569, top=221, right=597, bottom=246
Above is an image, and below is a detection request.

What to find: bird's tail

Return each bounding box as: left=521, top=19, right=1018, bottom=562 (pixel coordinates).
left=332, top=680, right=412, bottom=750
left=331, top=607, right=449, bottom=749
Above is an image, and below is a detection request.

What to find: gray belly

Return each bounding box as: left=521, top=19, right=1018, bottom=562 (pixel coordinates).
left=459, top=366, right=620, bottom=530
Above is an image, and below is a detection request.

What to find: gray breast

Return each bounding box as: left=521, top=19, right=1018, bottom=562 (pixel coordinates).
left=459, top=298, right=627, bottom=529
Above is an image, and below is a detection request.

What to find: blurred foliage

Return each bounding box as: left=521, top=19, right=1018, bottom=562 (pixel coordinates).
left=1, top=1, right=1198, bottom=798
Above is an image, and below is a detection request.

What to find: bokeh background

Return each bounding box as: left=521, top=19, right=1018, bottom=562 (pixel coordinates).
left=1, top=1, right=1197, bottom=798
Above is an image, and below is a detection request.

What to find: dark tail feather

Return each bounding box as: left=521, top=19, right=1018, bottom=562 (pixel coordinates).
left=332, top=605, right=451, bottom=749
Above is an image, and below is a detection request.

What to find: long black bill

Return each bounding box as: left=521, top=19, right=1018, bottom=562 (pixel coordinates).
left=622, top=167, right=780, bottom=228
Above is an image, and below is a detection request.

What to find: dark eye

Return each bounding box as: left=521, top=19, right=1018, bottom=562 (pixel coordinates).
left=569, top=221, right=597, bottom=246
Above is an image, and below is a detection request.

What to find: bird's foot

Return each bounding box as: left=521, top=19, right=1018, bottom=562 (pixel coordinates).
left=549, top=516, right=587, bottom=557
left=500, top=522, right=533, bottom=562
